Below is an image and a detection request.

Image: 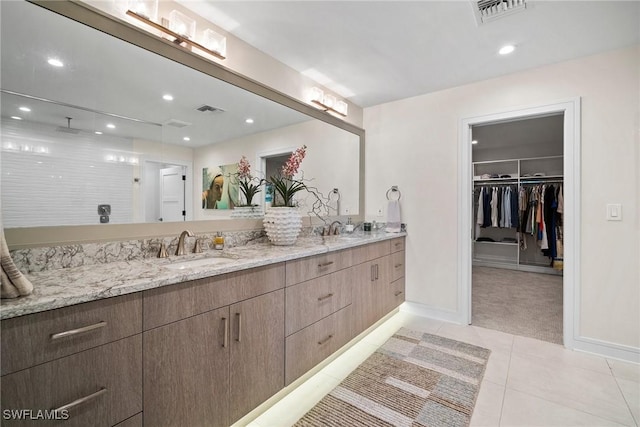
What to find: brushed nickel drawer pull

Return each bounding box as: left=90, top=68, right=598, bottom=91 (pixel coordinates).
left=394, top=242, right=402, bottom=247
left=318, top=261, right=334, bottom=268
left=394, top=291, right=404, bottom=297
left=375, top=264, right=379, bottom=280
left=53, top=387, right=107, bottom=413
left=395, top=263, right=403, bottom=268
left=50, top=321, right=107, bottom=340
left=236, top=313, right=242, bottom=342
left=317, top=335, right=333, bottom=345
left=317, top=293, right=334, bottom=302
left=222, top=317, right=229, bottom=348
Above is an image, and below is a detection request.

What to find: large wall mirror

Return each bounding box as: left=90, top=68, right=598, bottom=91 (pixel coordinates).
left=1, top=0, right=362, bottom=241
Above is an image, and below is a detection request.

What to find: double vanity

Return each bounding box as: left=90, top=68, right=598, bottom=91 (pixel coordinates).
left=0, top=232, right=406, bottom=426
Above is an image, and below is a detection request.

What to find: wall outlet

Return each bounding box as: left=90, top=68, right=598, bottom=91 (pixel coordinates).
left=343, top=207, right=350, bottom=215
left=376, top=207, right=384, bottom=217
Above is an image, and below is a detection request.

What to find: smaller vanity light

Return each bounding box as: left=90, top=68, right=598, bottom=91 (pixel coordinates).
left=323, top=94, right=337, bottom=109
left=163, top=94, right=174, bottom=101
left=19, top=106, right=31, bottom=112
left=334, top=100, right=348, bottom=116
left=201, top=28, right=227, bottom=57
left=169, top=10, right=196, bottom=40
left=127, top=0, right=158, bottom=21
left=310, top=87, right=324, bottom=103
left=47, top=58, right=64, bottom=67
left=245, top=118, right=254, bottom=124
left=499, top=44, right=515, bottom=55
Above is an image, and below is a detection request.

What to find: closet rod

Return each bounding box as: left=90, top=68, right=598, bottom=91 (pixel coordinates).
left=520, top=179, right=564, bottom=184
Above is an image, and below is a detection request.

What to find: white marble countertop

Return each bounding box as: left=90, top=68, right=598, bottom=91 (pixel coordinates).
left=1, top=232, right=406, bottom=320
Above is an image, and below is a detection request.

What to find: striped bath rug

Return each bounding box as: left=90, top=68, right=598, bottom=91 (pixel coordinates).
left=294, top=328, right=491, bottom=427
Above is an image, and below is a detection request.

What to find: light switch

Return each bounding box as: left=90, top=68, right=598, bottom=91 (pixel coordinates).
left=606, top=204, right=622, bottom=221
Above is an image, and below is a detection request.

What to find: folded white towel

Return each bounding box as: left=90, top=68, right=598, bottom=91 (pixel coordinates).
left=385, top=200, right=401, bottom=233
left=1, top=227, right=33, bottom=299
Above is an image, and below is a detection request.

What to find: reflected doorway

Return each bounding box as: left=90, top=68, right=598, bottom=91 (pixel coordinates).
left=143, top=161, right=186, bottom=222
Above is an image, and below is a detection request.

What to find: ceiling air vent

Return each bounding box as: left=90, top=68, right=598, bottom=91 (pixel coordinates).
left=196, top=104, right=225, bottom=113
left=164, top=119, right=192, bottom=128
left=473, top=0, right=526, bottom=25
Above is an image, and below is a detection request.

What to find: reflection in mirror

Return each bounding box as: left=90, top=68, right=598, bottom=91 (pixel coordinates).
left=1, top=0, right=360, bottom=228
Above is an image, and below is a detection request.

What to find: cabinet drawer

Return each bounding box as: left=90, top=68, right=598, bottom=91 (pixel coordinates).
left=143, top=263, right=285, bottom=330
left=387, top=277, right=405, bottom=313
left=390, top=251, right=405, bottom=282
left=351, top=241, right=390, bottom=265
left=390, top=237, right=406, bottom=253
left=1, top=293, right=142, bottom=376
left=285, top=306, right=352, bottom=385
left=285, top=268, right=353, bottom=336
left=0, top=335, right=142, bottom=427
left=285, top=249, right=352, bottom=286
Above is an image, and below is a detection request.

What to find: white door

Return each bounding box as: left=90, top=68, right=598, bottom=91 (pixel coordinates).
left=159, top=166, right=185, bottom=222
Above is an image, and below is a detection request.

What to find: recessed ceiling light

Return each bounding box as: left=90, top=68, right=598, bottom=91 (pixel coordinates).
left=10, top=116, right=22, bottom=120
left=183, top=137, right=191, bottom=141
left=471, top=140, right=478, bottom=145
left=95, top=131, right=103, bottom=135
left=245, top=118, right=254, bottom=124
left=499, top=45, right=515, bottom=55
left=163, top=94, right=174, bottom=101
left=19, top=106, right=31, bottom=112
left=47, top=58, right=64, bottom=67
left=106, top=123, right=115, bottom=129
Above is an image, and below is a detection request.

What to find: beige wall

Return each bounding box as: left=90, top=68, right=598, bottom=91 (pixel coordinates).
left=364, top=46, right=640, bottom=349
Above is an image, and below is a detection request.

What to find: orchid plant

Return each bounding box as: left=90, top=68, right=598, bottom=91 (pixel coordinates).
left=269, top=145, right=308, bottom=207
left=236, top=155, right=261, bottom=206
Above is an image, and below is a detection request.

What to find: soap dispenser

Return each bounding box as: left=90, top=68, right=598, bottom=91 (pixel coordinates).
left=345, top=217, right=355, bottom=233
left=214, top=232, right=224, bottom=250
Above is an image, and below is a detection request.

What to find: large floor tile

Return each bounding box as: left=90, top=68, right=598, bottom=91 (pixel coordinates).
left=616, top=377, right=640, bottom=426
left=609, top=359, right=640, bottom=383
left=500, top=388, right=628, bottom=426
left=249, top=372, right=341, bottom=427
left=470, top=380, right=505, bottom=427
left=513, top=335, right=612, bottom=375
left=507, top=352, right=636, bottom=426
left=484, top=348, right=512, bottom=386
left=437, top=322, right=513, bottom=353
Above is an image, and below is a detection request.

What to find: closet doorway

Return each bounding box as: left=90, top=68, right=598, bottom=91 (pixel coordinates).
left=471, top=115, right=564, bottom=344
left=458, top=99, right=581, bottom=349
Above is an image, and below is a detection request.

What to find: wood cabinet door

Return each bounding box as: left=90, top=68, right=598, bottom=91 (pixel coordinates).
left=229, top=290, right=285, bottom=423
left=351, top=260, right=377, bottom=335
left=143, top=307, right=230, bottom=427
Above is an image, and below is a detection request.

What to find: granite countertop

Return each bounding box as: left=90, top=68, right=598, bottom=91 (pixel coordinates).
left=1, top=232, right=406, bottom=320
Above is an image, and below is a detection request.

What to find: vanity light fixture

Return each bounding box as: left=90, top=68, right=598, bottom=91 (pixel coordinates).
left=309, top=87, right=348, bottom=118
left=125, top=9, right=226, bottom=60
left=19, top=106, right=31, bottom=112
left=163, top=94, right=174, bottom=101
left=201, top=28, right=227, bottom=58
left=499, top=44, right=515, bottom=55
left=47, top=58, right=64, bottom=67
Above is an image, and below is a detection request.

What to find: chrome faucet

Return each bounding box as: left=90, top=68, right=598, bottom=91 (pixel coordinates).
left=176, top=230, right=195, bottom=255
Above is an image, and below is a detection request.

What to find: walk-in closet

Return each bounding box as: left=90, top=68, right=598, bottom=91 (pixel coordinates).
left=471, top=114, right=564, bottom=344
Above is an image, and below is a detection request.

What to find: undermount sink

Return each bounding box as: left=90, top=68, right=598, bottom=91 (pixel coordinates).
left=162, top=256, right=236, bottom=270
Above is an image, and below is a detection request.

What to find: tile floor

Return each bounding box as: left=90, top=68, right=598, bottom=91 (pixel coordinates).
left=245, top=312, right=640, bottom=427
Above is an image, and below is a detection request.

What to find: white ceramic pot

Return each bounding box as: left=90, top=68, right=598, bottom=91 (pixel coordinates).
left=263, top=207, right=302, bottom=246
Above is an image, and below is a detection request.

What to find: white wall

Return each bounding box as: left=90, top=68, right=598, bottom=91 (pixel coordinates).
left=364, top=46, right=640, bottom=351
left=193, top=119, right=360, bottom=220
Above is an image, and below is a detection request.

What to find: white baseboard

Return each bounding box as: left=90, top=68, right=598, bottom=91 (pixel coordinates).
left=400, top=301, right=465, bottom=324
left=572, top=336, right=640, bottom=364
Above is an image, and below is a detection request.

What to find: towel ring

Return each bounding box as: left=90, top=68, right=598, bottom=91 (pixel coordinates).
left=386, top=186, right=401, bottom=201
left=328, top=188, right=341, bottom=202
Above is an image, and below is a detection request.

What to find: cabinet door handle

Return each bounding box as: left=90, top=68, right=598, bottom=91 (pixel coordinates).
left=50, top=321, right=107, bottom=340
left=222, top=317, right=229, bottom=348
left=53, top=387, right=107, bottom=413
left=318, top=261, right=334, bottom=268
left=394, top=291, right=404, bottom=297
left=375, top=264, right=379, bottom=280
left=317, top=334, right=333, bottom=345
left=394, top=242, right=402, bottom=247
left=395, top=263, right=403, bottom=268
left=317, top=293, right=334, bottom=302
left=235, top=313, right=242, bottom=342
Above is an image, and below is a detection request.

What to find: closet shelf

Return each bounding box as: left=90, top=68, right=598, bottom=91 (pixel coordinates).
left=474, top=240, right=518, bottom=246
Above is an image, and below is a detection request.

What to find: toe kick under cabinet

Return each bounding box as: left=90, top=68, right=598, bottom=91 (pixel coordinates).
left=0, top=237, right=406, bottom=427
